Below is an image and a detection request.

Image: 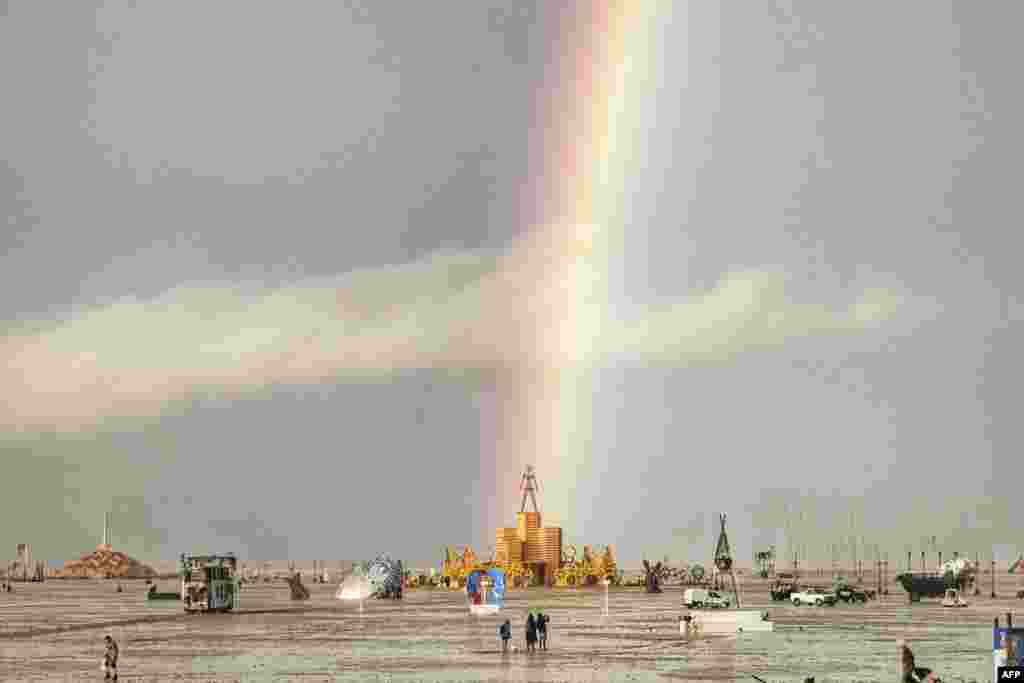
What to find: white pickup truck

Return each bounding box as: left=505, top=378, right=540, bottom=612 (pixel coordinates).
left=790, top=588, right=836, bottom=606
left=683, top=588, right=731, bottom=608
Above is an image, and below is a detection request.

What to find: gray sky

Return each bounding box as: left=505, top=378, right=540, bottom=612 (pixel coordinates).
left=2, top=0, right=1021, bottom=568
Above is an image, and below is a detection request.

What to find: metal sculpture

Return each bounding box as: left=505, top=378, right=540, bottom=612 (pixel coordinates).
left=285, top=571, right=310, bottom=601
left=713, top=513, right=740, bottom=608
left=642, top=559, right=665, bottom=594
left=366, top=554, right=403, bottom=599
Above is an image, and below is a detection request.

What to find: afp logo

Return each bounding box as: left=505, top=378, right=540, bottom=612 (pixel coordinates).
left=999, top=667, right=1024, bottom=679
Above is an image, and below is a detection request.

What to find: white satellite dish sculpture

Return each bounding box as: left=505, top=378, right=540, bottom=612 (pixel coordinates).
left=336, top=565, right=374, bottom=612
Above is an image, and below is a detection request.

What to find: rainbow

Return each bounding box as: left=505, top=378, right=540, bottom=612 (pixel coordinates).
left=478, top=1, right=663, bottom=545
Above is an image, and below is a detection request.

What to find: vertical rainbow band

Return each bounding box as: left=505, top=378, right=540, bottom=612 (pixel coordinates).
left=478, top=1, right=662, bottom=549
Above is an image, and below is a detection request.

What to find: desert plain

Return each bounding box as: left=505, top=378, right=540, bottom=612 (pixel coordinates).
left=1, top=572, right=1022, bottom=682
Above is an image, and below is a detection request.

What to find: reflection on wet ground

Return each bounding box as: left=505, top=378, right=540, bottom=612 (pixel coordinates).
left=0, top=575, right=1017, bottom=681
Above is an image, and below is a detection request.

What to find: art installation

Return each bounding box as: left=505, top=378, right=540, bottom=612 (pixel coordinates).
left=336, top=565, right=374, bottom=602
left=285, top=572, right=310, bottom=601
left=466, top=567, right=505, bottom=615
left=641, top=559, right=665, bottom=594
left=366, top=555, right=404, bottom=599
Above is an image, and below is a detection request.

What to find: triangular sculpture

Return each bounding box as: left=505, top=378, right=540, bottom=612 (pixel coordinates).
left=714, top=513, right=732, bottom=571
left=713, top=513, right=740, bottom=608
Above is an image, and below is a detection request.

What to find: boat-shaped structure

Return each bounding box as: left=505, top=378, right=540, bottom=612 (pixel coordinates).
left=897, top=558, right=977, bottom=602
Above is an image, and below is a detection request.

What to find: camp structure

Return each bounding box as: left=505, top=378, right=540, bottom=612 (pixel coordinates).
left=181, top=554, right=240, bottom=613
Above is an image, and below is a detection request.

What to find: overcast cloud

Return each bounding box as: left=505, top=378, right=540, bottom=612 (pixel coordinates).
left=1, top=0, right=1021, bottom=567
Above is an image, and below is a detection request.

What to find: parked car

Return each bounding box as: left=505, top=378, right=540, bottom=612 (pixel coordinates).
left=834, top=584, right=869, bottom=603
left=771, top=579, right=798, bottom=601
left=791, top=588, right=836, bottom=606
left=683, top=588, right=731, bottom=608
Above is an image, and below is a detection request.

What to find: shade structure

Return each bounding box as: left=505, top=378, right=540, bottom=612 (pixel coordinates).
left=516, top=512, right=541, bottom=543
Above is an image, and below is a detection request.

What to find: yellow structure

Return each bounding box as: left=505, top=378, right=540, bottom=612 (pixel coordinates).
left=494, top=528, right=523, bottom=563
left=440, top=544, right=535, bottom=589
left=503, top=511, right=563, bottom=584
left=554, top=544, right=619, bottom=587
left=441, top=546, right=480, bottom=587
left=440, top=468, right=615, bottom=588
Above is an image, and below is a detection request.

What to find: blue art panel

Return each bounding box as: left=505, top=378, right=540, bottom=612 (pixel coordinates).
left=466, top=569, right=505, bottom=607
left=994, top=626, right=1024, bottom=675
left=486, top=568, right=505, bottom=606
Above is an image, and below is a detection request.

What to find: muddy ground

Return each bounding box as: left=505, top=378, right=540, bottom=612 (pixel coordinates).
left=1, top=573, right=1021, bottom=682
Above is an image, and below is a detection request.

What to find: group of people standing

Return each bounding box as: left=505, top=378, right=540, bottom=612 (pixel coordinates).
left=499, top=612, right=550, bottom=652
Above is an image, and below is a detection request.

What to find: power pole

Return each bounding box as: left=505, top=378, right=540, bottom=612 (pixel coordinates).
left=991, top=556, right=997, bottom=598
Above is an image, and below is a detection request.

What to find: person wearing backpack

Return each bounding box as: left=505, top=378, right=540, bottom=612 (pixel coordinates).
left=499, top=619, right=511, bottom=652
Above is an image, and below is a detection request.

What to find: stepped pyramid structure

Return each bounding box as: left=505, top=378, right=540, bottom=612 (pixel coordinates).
left=492, top=466, right=567, bottom=585
left=55, top=512, right=156, bottom=579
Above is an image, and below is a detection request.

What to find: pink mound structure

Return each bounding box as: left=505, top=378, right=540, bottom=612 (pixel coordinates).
left=55, top=543, right=156, bottom=579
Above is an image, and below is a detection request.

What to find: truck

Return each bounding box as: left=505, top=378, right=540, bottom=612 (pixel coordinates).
left=790, top=588, right=836, bottom=606
left=832, top=580, right=872, bottom=603
left=181, top=554, right=240, bottom=613
left=770, top=573, right=798, bottom=601
left=683, top=588, right=731, bottom=609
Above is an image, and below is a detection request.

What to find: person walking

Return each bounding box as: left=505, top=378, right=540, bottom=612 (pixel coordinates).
left=499, top=619, right=511, bottom=652
left=537, top=612, right=548, bottom=651
left=102, top=635, right=119, bottom=681
left=525, top=613, right=537, bottom=653
left=900, top=639, right=940, bottom=683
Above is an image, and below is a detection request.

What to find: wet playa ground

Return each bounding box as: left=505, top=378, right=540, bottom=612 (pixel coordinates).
left=1, top=574, right=1020, bottom=681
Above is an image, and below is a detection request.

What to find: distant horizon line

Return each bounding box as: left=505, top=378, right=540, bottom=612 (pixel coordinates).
left=34, top=557, right=1016, bottom=572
